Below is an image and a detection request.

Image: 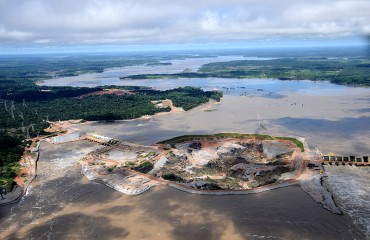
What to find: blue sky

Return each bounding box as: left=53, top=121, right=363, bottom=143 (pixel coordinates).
left=0, top=0, right=369, bottom=53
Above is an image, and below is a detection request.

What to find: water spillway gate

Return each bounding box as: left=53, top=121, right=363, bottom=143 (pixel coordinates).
left=322, top=155, right=369, bottom=166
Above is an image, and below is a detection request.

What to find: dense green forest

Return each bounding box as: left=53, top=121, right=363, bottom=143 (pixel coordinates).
left=0, top=131, right=24, bottom=190
left=0, top=85, right=222, bottom=130
left=122, top=57, right=370, bottom=86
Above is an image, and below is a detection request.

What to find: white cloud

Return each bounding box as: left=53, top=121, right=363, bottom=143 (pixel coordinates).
left=0, top=0, right=369, bottom=47
left=0, top=25, right=35, bottom=41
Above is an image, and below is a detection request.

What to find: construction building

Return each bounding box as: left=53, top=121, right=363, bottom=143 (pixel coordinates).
left=50, top=133, right=81, bottom=144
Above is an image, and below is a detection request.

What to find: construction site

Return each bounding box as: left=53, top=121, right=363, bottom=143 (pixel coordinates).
left=155, top=138, right=301, bottom=190
left=47, top=131, right=119, bottom=145
left=75, top=133, right=308, bottom=192
left=80, top=139, right=162, bottom=195
left=12, top=120, right=366, bottom=214
left=70, top=133, right=346, bottom=214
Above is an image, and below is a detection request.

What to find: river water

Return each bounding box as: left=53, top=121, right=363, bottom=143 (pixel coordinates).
left=0, top=141, right=365, bottom=239
left=40, top=56, right=370, bottom=156
left=40, top=55, right=270, bottom=87
left=69, top=78, right=370, bottom=156
left=325, top=165, right=370, bottom=237
left=1, top=56, right=369, bottom=239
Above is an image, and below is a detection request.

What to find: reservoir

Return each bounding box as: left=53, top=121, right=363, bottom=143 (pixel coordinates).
left=39, top=56, right=370, bottom=156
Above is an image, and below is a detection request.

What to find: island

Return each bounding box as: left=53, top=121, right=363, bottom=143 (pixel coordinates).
left=121, top=57, right=370, bottom=87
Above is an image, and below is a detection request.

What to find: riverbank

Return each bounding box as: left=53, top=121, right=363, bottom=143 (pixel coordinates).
left=0, top=139, right=40, bottom=206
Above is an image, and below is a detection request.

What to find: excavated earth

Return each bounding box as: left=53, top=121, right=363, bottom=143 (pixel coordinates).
left=81, top=138, right=300, bottom=193
left=156, top=139, right=299, bottom=190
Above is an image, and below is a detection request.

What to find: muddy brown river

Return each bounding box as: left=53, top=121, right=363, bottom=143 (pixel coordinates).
left=1, top=56, right=370, bottom=239
left=0, top=141, right=365, bottom=240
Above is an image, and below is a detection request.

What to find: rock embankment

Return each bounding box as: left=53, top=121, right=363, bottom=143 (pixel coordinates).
left=300, top=175, right=342, bottom=214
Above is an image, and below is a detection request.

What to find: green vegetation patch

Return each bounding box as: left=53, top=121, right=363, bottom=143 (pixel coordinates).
left=0, top=86, right=220, bottom=137
left=123, top=57, right=370, bottom=87
left=134, top=161, right=154, bottom=174
left=146, top=62, right=172, bottom=66
left=158, top=133, right=274, bottom=147
left=158, top=133, right=304, bottom=152
left=0, top=131, right=24, bottom=190
left=162, top=172, right=184, bottom=182
left=274, top=137, right=305, bottom=152
left=143, top=151, right=158, bottom=158
left=107, top=165, right=117, bottom=173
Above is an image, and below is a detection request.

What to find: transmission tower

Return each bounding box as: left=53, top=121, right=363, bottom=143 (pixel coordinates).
left=10, top=101, right=15, bottom=119
left=3, top=100, right=8, bottom=112
left=26, top=125, right=31, bottom=139
left=21, top=122, right=26, bottom=135
left=18, top=111, right=24, bottom=120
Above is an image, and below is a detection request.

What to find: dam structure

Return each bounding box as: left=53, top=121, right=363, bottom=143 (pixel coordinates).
left=322, top=155, right=369, bottom=166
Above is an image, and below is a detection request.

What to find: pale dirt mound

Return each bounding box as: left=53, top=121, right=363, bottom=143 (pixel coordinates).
left=216, top=142, right=244, bottom=154
left=106, top=150, right=138, bottom=162
left=191, top=148, right=218, bottom=165
left=81, top=163, right=157, bottom=195
left=262, top=140, right=295, bottom=159
left=149, top=156, right=168, bottom=174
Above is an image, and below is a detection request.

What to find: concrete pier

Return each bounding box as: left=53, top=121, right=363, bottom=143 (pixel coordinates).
left=322, top=155, right=370, bottom=166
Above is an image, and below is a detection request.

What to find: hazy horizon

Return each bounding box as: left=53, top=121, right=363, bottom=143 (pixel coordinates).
left=0, top=45, right=368, bottom=56
left=1, top=0, right=369, bottom=54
